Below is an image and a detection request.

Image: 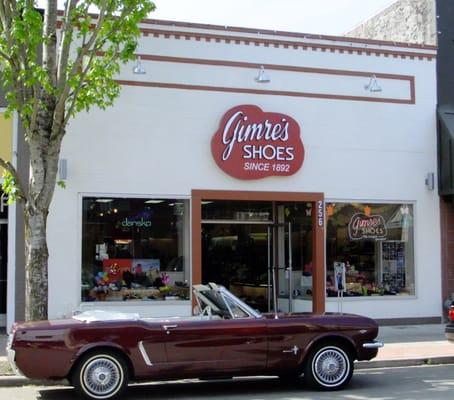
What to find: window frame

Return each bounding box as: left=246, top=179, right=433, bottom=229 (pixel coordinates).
left=78, top=193, right=192, bottom=306
left=324, top=199, right=417, bottom=301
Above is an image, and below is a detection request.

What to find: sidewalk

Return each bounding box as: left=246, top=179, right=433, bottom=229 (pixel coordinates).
left=356, top=323, right=454, bottom=369
left=0, top=324, right=452, bottom=386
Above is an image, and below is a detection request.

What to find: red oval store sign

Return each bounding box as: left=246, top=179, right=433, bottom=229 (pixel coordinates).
left=211, top=105, right=304, bottom=180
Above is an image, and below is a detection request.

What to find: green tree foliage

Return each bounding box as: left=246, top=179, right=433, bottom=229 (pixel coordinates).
left=0, top=0, right=155, bottom=320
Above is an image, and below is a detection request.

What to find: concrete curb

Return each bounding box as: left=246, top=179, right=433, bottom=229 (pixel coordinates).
left=355, top=356, right=454, bottom=369
left=0, top=376, right=67, bottom=388
left=0, top=358, right=453, bottom=388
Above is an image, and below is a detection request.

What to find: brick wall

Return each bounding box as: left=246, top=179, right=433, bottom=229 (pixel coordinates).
left=440, top=199, right=454, bottom=313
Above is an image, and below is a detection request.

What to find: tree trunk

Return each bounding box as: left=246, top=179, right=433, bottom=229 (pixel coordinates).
left=24, top=93, right=63, bottom=321
left=24, top=206, right=49, bottom=321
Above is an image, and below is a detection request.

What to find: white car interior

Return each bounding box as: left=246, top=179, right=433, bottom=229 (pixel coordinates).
left=73, top=283, right=261, bottom=323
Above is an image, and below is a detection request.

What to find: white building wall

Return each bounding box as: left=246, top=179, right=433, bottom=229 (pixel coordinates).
left=46, top=22, right=439, bottom=320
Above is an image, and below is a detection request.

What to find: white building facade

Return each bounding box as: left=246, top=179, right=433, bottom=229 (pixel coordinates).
left=7, top=20, right=439, bottom=329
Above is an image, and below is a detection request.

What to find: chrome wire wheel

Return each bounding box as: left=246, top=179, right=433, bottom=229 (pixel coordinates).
left=76, top=353, right=127, bottom=400
left=311, top=346, right=350, bottom=388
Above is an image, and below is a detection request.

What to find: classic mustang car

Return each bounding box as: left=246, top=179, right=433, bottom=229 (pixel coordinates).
left=7, top=283, right=383, bottom=399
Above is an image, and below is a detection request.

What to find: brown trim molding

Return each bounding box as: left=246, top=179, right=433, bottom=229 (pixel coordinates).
left=117, top=80, right=415, bottom=105
left=126, top=53, right=415, bottom=104
left=191, top=189, right=325, bottom=314
left=136, top=53, right=415, bottom=81
left=141, top=18, right=437, bottom=52
left=140, top=27, right=436, bottom=61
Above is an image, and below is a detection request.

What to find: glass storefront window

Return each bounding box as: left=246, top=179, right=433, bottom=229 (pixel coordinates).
left=81, top=197, right=190, bottom=302
left=326, top=202, right=415, bottom=297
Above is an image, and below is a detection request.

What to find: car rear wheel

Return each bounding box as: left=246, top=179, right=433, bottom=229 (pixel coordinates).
left=72, top=350, right=129, bottom=400
left=303, top=343, right=353, bottom=390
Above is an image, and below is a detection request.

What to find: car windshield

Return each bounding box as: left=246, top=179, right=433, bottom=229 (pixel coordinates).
left=194, top=284, right=262, bottom=319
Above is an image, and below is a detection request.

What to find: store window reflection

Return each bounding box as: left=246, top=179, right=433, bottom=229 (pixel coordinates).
left=326, top=203, right=415, bottom=297
left=81, top=197, right=190, bottom=302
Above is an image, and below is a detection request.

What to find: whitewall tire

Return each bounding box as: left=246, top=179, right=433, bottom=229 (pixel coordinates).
left=72, top=350, right=129, bottom=400
left=303, top=343, right=353, bottom=390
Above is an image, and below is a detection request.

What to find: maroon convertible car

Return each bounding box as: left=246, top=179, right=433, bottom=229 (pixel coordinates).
left=7, top=283, right=383, bottom=399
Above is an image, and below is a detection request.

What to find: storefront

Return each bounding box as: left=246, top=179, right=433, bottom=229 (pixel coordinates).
left=6, top=20, right=440, bottom=327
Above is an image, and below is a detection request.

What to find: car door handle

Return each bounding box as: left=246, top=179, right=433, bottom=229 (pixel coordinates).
left=162, top=324, right=178, bottom=334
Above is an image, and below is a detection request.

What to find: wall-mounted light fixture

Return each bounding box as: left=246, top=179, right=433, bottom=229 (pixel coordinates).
left=255, top=65, right=270, bottom=83
left=132, top=56, right=146, bottom=74
left=364, top=74, right=382, bottom=92
left=425, top=172, right=435, bottom=191
left=58, top=158, right=67, bottom=180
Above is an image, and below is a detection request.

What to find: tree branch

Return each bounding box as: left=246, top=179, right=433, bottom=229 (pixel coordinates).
left=43, top=0, right=58, bottom=88
left=62, top=2, right=140, bottom=126
left=0, top=48, right=13, bottom=64
left=52, top=1, right=111, bottom=139
left=0, top=157, right=27, bottom=202
left=63, top=43, right=117, bottom=126
left=56, top=0, right=79, bottom=94
left=0, top=1, right=34, bottom=129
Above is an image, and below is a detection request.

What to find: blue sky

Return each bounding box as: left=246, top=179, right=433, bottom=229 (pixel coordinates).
left=150, top=0, right=398, bottom=35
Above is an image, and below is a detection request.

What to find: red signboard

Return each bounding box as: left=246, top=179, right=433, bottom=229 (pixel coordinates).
left=211, top=105, right=304, bottom=180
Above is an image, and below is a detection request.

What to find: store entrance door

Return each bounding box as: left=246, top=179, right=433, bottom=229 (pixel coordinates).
left=202, top=208, right=273, bottom=312
left=199, top=196, right=320, bottom=313
left=193, top=190, right=325, bottom=315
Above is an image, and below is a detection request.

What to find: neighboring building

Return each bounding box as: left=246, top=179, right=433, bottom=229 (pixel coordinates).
left=4, top=18, right=440, bottom=329
left=0, top=105, right=13, bottom=328
left=346, top=0, right=436, bottom=45
left=436, top=0, right=454, bottom=309
left=0, top=91, right=26, bottom=330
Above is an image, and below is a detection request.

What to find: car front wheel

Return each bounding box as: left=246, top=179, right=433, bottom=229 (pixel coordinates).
left=72, top=350, right=129, bottom=400
left=303, top=343, right=353, bottom=390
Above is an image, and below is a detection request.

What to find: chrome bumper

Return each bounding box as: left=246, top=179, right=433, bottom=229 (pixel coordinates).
left=6, top=335, right=23, bottom=376
left=363, top=341, right=384, bottom=349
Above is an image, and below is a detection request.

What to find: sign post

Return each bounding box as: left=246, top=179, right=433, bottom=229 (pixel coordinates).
left=334, top=262, right=346, bottom=314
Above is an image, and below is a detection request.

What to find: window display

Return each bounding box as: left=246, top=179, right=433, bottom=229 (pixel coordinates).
left=326, top=202, right=415, bottom=297
left=81, top=197, right=190, bottom=302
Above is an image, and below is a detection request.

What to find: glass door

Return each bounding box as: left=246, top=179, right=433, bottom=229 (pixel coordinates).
left=202, top=222, right=272, bottom=312
left=274, top=204, right=313, bottom=313
left=268, top=222, right=293, bottom=312
left=200, top=199, right=314, bottom=314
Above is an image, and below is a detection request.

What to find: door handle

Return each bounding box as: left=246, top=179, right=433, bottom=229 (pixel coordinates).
left=162, top=324, right=178, bottom=334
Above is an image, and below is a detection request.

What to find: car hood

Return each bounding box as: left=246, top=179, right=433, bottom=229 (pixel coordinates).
left=262, top=311, right=378, bottom=326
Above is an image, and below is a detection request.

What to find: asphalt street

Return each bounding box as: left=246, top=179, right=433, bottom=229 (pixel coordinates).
left=1, top=364, right=454, bottom=400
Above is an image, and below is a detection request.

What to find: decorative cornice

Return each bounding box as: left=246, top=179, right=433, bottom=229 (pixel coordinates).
left=141, top=18, right=437, bottom=52
left=139, top=28, right=435, bottom=61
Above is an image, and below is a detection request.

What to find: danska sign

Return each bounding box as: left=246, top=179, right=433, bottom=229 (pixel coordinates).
left=211, top=105, right=304, bottom=180
left=120, top=217, right=151, bottom=228
left=348, top=213, right=387, bottom=241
